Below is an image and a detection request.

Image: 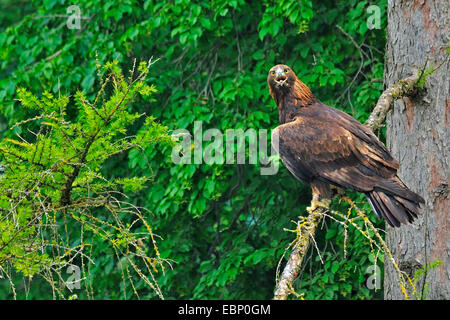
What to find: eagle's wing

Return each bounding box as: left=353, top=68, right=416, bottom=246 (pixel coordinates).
left=272, top=104, right=398, bottom=193
left=321, top=104, right=399, bottom=171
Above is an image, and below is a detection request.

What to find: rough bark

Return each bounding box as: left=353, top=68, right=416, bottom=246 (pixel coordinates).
left=384, top=0, right=449, bottom=300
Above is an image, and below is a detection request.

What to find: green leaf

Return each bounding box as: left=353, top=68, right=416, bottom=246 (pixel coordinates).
left=200, top=17, right=212, bottom=30
left=252, top=50, right=265, bottom=60
left=331, top=262, right=339, bottom=273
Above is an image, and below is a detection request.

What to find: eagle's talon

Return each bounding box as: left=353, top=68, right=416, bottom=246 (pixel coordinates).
left=306, top=204, right=316, bottom=214
left=306, top=199, right=330, bottom=214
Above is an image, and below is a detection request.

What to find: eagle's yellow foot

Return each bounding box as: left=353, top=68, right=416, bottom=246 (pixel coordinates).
left=306, top=202, right=318, bottom=213
left=307, top=198, right=331, bottom=213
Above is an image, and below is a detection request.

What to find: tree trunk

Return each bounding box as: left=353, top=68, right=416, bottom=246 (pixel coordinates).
left=384, top=0, right=449, bottom=299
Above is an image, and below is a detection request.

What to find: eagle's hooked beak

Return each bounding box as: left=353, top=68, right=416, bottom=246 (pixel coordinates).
left=274, top=68, right=287, bottom=86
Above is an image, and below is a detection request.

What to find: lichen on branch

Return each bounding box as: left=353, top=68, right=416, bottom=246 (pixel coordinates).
left=365, top=75, right=419, bottom=131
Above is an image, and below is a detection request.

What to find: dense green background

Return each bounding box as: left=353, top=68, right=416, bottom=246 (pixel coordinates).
left=0, top=0, right=387, bottom=299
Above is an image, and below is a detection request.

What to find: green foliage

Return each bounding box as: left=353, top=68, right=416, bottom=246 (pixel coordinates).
left=0, top=59, right=173, bottom=299
left=1, top=0, right=388, bottom=299
left=413, top=259, right=443, bottom=300
left=416, top=64, right=436, bottom=89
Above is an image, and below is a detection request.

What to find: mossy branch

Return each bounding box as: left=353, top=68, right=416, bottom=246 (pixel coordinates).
left=364, top=75, right=419, bottom=131
left=274, top=196, right=418, bottom=300
left=363, top=57, right=446, bottom=131
left=274, top=205, right=327, bottom=300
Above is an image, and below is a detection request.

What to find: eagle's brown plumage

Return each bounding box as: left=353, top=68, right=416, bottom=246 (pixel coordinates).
left=268, top=64, right=424, bottom=227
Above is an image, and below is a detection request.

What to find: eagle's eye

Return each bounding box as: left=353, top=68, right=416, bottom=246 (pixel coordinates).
left=284, top=68, right=289, bottom=73
left=271, top=71, right=275, bottom=76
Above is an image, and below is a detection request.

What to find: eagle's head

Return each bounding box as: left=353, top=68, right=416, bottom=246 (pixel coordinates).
left=268, top=64, right=315, bottom=107
left=267, top=64, right=296, bottom=92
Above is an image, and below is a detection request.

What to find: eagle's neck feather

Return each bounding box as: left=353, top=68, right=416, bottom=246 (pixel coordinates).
left=292, top=79, right=316, bottom=105
left=276, top=79, right=317, bottom=124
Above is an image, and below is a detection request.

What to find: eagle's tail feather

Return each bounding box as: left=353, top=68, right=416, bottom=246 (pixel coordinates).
left=366, top=182, right=423, bottom=228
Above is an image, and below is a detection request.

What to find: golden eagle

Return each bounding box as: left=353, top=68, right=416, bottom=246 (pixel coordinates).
left=268, top=64, right=424, bottom=227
